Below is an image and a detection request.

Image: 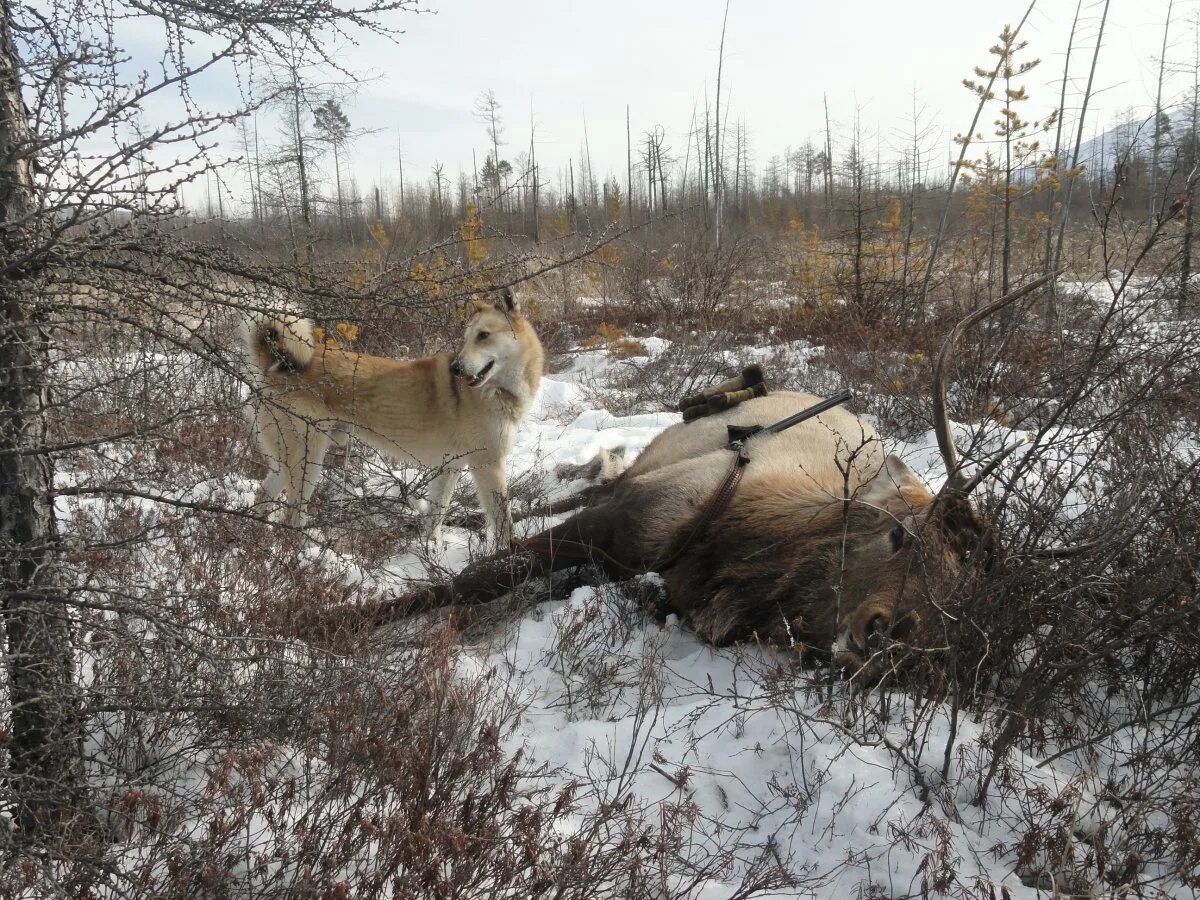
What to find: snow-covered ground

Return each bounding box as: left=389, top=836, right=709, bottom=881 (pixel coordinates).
left=48, top=322, right=1197, bottom=897
left=324, top=340, right=1178, bottom=897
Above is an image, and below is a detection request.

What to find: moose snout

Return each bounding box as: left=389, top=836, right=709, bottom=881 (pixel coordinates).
left=841, top=611, right=891, bottom=659
left=836, top=603, right=925, bottom=674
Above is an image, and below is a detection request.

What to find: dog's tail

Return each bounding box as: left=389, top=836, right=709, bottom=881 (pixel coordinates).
left=244, top=315, right=316, bottom=374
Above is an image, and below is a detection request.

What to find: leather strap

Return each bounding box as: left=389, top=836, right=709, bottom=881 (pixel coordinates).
left=653, top=443, right=751, bottom=571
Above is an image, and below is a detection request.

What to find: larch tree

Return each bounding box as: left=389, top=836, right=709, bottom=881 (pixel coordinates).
left=0, top=0, right=416, bottom=841
left=961, top=23, right=1057, bottom=297
left=474, top=89, right=506, bottom=208
left=314, top=98, right=354, bottom=237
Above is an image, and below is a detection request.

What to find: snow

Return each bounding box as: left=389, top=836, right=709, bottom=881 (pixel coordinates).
left=317, top=347, right=1143, bottom=896
left=47, top=318, right=1196, bottom=897
left=455, top=581, right=1094, bottom=898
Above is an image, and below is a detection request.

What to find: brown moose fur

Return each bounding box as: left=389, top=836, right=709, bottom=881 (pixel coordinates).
left=665, top=483, right=992, bottom=659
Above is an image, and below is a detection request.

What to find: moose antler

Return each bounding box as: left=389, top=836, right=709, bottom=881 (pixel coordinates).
left=929, top=272, right=1103, bottom=561
left=1022, top=539, right=1102, bottom=560
left=931, top=272, right=1058, bottom=494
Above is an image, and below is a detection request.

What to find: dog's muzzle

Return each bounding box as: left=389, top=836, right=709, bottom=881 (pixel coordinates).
left=451, top=359, right=494, bottom=387
left=467, top=360, right=494, bottom=387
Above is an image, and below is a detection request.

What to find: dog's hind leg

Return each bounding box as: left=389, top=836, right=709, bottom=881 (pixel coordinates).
left=470, top=462, right=513, bottom=550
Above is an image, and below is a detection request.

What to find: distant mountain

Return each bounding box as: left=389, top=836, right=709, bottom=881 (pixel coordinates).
left=1072, top=107, right=1191, bottom=173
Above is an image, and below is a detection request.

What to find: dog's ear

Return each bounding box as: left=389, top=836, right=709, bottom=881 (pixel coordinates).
left=494, top=287, right=519, bottom=314
left=469, top=299, right=491, bottom=315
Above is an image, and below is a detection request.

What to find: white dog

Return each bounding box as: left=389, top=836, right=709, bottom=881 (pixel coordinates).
left=243, top=289, right=544, bottom=546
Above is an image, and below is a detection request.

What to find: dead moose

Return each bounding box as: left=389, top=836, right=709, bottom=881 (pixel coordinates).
left=391, top=274, right=1066, bottom=672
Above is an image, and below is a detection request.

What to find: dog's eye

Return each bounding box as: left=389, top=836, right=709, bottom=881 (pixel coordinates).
left=889, top=523, right=906, bottom=552
left=477, top=331, right=490, bottom=342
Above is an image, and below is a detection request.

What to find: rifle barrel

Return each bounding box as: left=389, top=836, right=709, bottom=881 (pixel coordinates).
left=726, top=389, right=853, bottom=447
left=758, top=388, right=853, bottom=437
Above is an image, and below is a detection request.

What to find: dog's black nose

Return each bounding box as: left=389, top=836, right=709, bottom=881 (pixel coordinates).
left=449, top=360, right=464, bottom=377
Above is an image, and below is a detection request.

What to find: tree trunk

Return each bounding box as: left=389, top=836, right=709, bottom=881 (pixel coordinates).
left=714, top=0, right=729, bottom=249
left=658, top=135, right=668, bottom=216
left=1151, top=2, right=1173, bottom=225
left=1182, top=193, right=1193, bottom=304
left=626, top=105, right=632, bottom=228
left=1043, top=0, right=1081, bottom=327
left=333, top=142, right=345, bottom=238
left=0, top=5, right=87, bottom=836
left=646, top=135, right=655, bottom=217
left=702, top=105, right=710, bottom=223
left=1053, top=0, right=1110, bottom=277
left=1002, top=74, right=1012, bottom=298
left=397, top=137, right=405, bottom=218
left=290, top=64, right=314, bottom=287
left=824, top=94, right=834, bottom=228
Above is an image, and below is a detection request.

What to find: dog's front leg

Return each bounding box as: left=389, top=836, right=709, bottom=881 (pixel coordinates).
left=423, top=467, right=460, bottom=547
left=471, top=463, right=513, bottom=550
left=279, top=426, right=331, bottom=531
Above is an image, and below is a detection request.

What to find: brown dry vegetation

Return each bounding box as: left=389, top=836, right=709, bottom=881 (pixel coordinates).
left=5, top=192, right=1193, bottom=895
left=4, top=2, right=1200, bottom=895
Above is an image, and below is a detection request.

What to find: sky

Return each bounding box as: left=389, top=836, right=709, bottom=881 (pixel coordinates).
left=143, top=0, right=1186, bottom=206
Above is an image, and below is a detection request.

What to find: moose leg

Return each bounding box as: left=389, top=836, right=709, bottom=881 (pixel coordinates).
left=382, top=500, right=644, bottom=622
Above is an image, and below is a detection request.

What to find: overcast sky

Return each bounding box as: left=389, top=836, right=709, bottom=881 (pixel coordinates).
left=158, top=0, right=1185, bottom=203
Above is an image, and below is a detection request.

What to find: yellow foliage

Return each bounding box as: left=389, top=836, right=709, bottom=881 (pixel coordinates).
left=581, top=322, right=626, bottom=349
left=762, top=195, right=781, bottom=229
left=785, top=221, right=837, bottom=296
left=313, top=322, right=359, bottom=350
left=368, top=220, right=391, bottom=250
left=408, top=254, right=449, bottom=301
left=607, top=186, right=622, bottom=223
left=878, top=198, right=904, bottom=233
left=595, top=241, right=620, bottom=266
left=460, top=199, right=487, bottom=265
left=581, top=322, right=646, bottom=359
left=545, top=210, right=571, bottom=239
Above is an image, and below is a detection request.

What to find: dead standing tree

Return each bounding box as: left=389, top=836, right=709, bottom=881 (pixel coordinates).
left=0, top=0, right=416, bottom=841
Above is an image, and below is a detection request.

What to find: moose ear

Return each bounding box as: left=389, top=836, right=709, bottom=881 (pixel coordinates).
left=495, top=287, right=519, bottom=313
left=860, top=454, right=928, bottom=508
